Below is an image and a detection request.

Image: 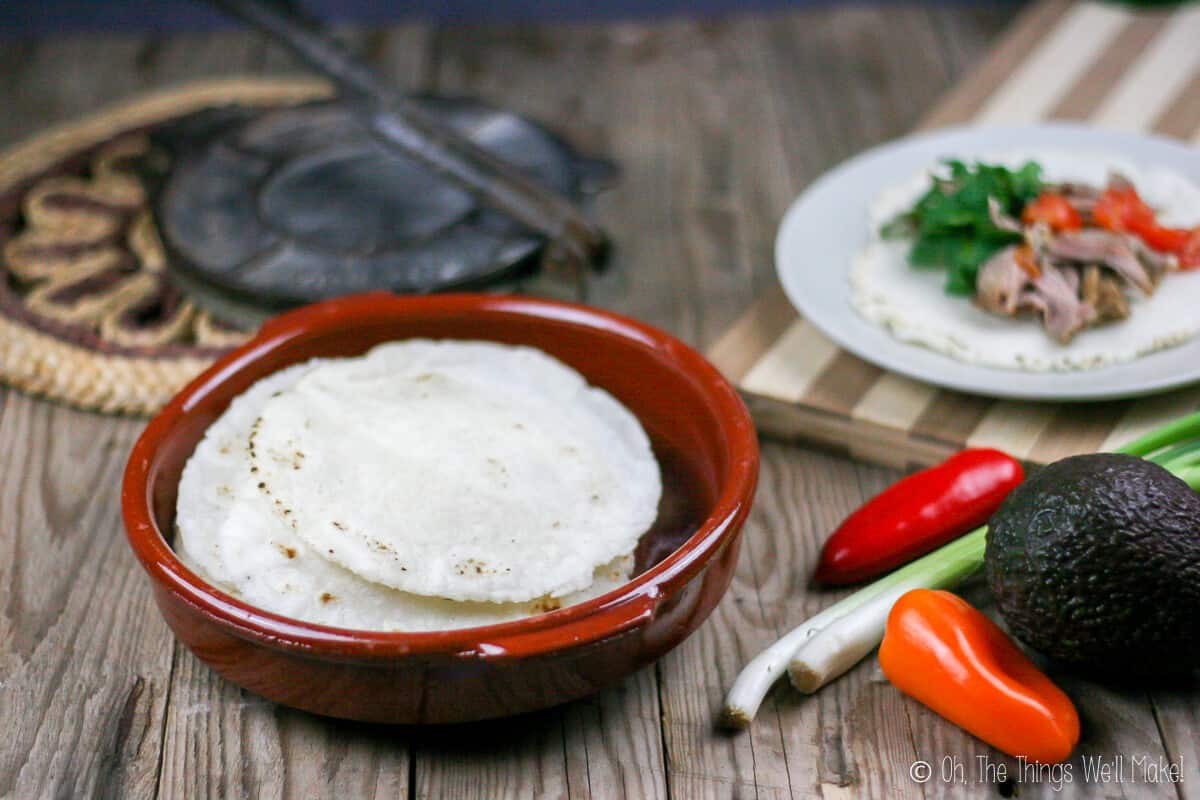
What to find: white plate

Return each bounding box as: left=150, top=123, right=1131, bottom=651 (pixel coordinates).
left=775, top=123, right=1200, bottom=402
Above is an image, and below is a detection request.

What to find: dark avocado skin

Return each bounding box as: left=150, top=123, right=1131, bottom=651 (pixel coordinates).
left=986, top=453, right=1200, bottom=678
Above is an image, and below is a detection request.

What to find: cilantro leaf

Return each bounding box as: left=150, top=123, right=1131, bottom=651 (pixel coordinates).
left=882, top=160, right=1042, bottom=294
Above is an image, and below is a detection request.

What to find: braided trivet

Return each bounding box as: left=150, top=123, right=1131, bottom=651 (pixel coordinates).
left=0, top=78, right=332, bottom=415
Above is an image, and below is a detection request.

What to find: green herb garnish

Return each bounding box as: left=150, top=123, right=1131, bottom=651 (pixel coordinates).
left=882, top=160, right=1043, bottom=295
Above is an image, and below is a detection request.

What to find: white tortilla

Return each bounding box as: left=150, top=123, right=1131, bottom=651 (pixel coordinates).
left=176, top=362, right=635, bottom=632
left=851, top=150, right=1200, bottom=372
left=247, top=340, right=661, bottom=603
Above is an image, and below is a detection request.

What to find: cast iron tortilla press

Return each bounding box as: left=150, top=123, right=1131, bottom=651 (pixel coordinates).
left=152, top=0, right=615, bottom=324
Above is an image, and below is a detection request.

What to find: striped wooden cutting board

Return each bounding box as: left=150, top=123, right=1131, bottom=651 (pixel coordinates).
left=708, top=0, right=1200, bottom=469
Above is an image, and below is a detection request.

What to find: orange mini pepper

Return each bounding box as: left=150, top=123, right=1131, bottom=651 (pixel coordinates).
left=879, top=589, right=1080, bottom=763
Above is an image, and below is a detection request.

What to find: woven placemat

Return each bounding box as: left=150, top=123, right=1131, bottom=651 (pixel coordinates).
left=708, top=0, right=1200, bottom=470
left=0, top=78, right=332, bottom=415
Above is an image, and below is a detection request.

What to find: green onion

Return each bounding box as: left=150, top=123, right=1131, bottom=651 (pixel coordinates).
left=721, top=411, right=1200, bottom=728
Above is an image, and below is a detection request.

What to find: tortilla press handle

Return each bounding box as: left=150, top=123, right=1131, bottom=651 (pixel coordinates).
left=208, top=0, right=610, bottom=274
left=574, top=156, right=620, bottom=197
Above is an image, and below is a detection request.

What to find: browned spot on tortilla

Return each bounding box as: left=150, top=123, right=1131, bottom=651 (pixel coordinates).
left=319, top=592, right=336, bottom=604
left=364, top=537, right=394, bottom=555
left=454, top=558, right=492, bottom=577
left=277, top=544, right=297, bottom=559
left=532, top=597, right=561, bottom=613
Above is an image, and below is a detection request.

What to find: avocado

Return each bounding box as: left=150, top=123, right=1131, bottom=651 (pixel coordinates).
left=986, top=453, right=1200, bottom=678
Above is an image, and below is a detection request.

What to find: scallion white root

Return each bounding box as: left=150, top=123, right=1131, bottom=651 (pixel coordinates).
left=788, top=530, right=985, bottom=692
left=720, top=527, right=984, bottom=727
left=719, top=592, right=871, bottom=728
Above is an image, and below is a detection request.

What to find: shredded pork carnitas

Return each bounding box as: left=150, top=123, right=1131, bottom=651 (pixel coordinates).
left=974, top=175, right=1179, bottom=343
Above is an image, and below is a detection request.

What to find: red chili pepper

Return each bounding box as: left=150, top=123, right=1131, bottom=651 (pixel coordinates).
left=813, top=449, right=1023, bottom=585
left=1022, top=191, right=1082, bottom=231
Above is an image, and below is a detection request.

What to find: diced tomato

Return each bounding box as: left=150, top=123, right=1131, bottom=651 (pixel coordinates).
left=1093, top=184, right=1155, bottom=233
left=1179, top=229, right=1200, bottom=270
left=1132, top=222, right=1192, bottom=255
left=1021, top=192, right=1082, bottom=231
left=1093, top=182, right=1199, bottom=264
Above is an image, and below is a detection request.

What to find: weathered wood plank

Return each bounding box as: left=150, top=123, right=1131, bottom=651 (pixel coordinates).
left=760, top=452, right=929, bottom=800
left=130, top=28, right=273, bottom=85
left=657, top=444, right=860, bottom=800
left=0, top=42, right=37, bottom=145
left=1151, top=690, right=1200, bottom=796
left=0, top=33, right=150, bottom=145
left=0, top=394, right=172, bottom=800
left=0, top=31, right=180, bottom=800
left=560, top=668, right=669, bottom=800
left=156, top=643, right=411, bottom=800
left=411, top=713, right=571, bottom=800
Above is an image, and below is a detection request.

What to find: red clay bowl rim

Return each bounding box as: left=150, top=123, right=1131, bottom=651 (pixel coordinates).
left=122, top=292, right=759, bottom=663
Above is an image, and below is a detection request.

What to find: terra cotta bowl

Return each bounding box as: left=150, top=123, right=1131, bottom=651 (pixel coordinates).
left=122, top=292, right=758, bottom=723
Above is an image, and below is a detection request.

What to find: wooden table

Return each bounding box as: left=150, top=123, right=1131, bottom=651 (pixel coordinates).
left=2, top=5, right=1196, bottom=798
